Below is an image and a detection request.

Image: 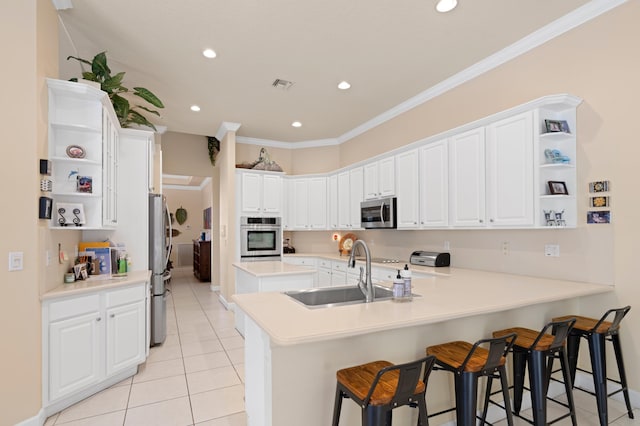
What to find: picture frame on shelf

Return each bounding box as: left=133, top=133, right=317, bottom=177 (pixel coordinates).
left=66, top=144, right=86, bottom=159
left=76, top=176, right=93, bottom=193
left=544, top=119, right=570, bottom=133
left=39, top=196, right=53, bottom=219
left=39, top=159, right=51, bottom=175
left=587, top=210, right=610, bottom=224
left=548, top=180, right=569, bottom=195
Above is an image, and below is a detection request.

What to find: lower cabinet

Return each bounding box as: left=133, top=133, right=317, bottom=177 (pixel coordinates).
left=43, top=282, right=148, bottom=412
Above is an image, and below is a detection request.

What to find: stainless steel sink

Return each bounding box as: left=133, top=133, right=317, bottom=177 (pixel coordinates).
left=285, top=285, right=394, bottom=309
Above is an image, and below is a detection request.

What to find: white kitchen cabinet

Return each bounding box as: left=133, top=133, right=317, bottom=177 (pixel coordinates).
left=395, top=149, right=420, bottom=228
left=48, top=301, right=102, bottom=401
left=105, top=300, right=146, bottom=376
left=43, top=279, right=149, bottom=414
left=290, top=177, right=327, bottom=230
left=363, top=157, right=395, bottom=200
left=336, top=167, right=364, bottom=230
left=47, top=79, right=119, bottom=230
left=449, top=127, right=486, bottom=227
left=486, top=111, right=534, bottom=226
left=282, top=178, right=293, bottom=230
left=238, top=170, right=283, bottom=217
left=317, top=266, right=332, bottom=287
left=337, top=171, right=351, bottom=229
left=328, top=174, right=339, bottom=229
left=419, top=141, right=449, bottom=227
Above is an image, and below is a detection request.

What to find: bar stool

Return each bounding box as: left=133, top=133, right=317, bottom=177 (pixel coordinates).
left=332, top=355, right=436, bottom=426
left=426, top=334, right=516, bottom=426
left=492, top=318, right=577, bottom=426
left=553, top=306, right=633, bottom=426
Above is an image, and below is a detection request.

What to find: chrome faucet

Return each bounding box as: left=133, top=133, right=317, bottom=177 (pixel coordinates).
left=348, top=240, right=374, bottom=303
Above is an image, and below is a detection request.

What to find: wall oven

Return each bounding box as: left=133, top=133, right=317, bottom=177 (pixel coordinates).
left=240, top=216, right=282, bottom=261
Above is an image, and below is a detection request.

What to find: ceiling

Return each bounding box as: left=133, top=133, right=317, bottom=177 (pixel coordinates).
left=56, top=0, right=595, bottom=144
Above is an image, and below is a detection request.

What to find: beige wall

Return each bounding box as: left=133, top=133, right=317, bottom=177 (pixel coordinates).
left=236, top=143, right=292, bottom=174
left=289, top=2, right=640, bottom=392
left=218, top=130, right=237, bottom=301
left=0, top=1, right=59, bottom=424
left=164, top=188, right=205, bottom=266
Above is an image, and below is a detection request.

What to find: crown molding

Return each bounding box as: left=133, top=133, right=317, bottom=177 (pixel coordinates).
left=52, top=0, right=73, bottom=10
left=236, top=136, right=339, bottom=149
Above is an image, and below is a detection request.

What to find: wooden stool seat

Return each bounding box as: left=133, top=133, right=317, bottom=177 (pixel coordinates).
left=493, top=327, right=555, bottom=351
left=336, top=360, right=426, bottom=406
left=426, top=341, right=505, bottom=372
left=552, top=307, right=633, bottom=426
left=553, top=314, right=612, bottom=334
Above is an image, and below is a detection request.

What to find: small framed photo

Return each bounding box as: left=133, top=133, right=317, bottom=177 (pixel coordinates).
left=39, top=159, right=51, bottom=175
left=544, top=119, right=570, bottom=133
left=76, top=176, right=93, bottom=193
left=587, top=210, right=611, bottom=224
left=39, top=196, right=53, bottom=219
left=548, top=181, right=569, bottom=195
left=590, top=196, right=609, bottom=208
left=589, top=181, right=610, bottom=193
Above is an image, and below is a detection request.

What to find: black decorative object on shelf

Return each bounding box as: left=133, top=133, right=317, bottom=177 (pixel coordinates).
left=39, top=197, right=53, bottom=219
left=58, top=207, right=67, bottom=226
left=39, top=159, right=51, bottom=175
left=73, top=208, right=82, bottom=226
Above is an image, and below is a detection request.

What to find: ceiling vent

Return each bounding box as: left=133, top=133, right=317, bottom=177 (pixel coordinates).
left=272, top=79, right=294, bottom=90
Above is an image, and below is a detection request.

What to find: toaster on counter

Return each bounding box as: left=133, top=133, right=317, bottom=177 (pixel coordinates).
left=410, top=251, right=450, bottom=267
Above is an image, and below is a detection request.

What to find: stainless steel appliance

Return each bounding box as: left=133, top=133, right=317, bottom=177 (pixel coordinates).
left=240, top=216, right=282, bottom=261
left=360, top=197, right=397, bottom=229
left=149, top=193, right=172, bottom=345
left=410, top=251, right=450, bottom=267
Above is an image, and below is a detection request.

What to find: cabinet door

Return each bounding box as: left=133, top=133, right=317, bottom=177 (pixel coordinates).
left=395, top=150, right=420, bottom=229
left=486, top=111, right=534, bottom=226
left=419, top=140, right=448, bottom=227
left=241, top=172, right=263, bottom=214
left=106, top=301, right=146, bottom=376
left=282, top=178, right=293, bottom=230
left=378, top=157, right=395, bottom=197
left=262, top=174, right=282, bottom=215
left=337, top=171, right=351, bottom=228
left=317, top=268, right=332, bottom=287
left=328, top=174, right=339, bottom=229
left=49, top=311, right=102, bottom=401
left=331, top=271, right=347, bottom=286
left=449, top=128, right=486, bottom=227
left=307, top=177, right=327, bottom=229
left=363, top=162, right=379, bottom=200
left=291, top=179, right=310, bottom=229
left=349, top=167, right=364, bottom=228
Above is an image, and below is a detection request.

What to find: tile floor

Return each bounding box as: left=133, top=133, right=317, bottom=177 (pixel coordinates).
left=44, top=266, right=639, bottom=425
left=45, top=267, right=247, bottom=426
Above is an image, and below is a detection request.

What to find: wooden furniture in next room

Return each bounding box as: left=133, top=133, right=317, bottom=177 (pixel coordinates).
left=193, top=240, right=211, bottom=282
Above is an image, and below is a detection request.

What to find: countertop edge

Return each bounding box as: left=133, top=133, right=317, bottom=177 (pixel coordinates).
left=41, top=270, right=152, bottom=301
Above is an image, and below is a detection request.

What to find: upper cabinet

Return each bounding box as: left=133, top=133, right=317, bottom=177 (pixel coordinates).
left=289, top=176, right=327, bottom=230
left=238, top=170, right=283, bottom=217
left=363, top=157, right=395, bottom=200
left=47, top=79, right=120, bottom=230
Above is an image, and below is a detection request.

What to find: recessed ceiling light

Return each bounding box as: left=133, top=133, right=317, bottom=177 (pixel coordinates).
left=190, top=105, right=201, bottom=112
left=436, top=0, right=457, bottom=13
left=338, top=81, right=351, bottom=90
left=291, top=121, right=302, bottom=128
left=202, top=49, right=217, bottom=59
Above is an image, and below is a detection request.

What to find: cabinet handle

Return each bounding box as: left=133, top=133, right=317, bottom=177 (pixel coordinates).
left=96, top=317, right=101, bottom=322
left=479, top=219, right=484, bottom=223
left=490, top=218, right=494, bottom=223
left=110, top=314, right=115, bottom=318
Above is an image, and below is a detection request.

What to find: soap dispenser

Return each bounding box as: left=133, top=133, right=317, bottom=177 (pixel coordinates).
left=392, top=270, right=405, bottom=302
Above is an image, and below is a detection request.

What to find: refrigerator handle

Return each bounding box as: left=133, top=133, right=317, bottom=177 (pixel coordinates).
left=165, top=202, right=173, bottom=270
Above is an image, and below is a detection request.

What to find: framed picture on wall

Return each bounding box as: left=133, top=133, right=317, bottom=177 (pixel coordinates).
left=203, top=207, right=211, bottom=230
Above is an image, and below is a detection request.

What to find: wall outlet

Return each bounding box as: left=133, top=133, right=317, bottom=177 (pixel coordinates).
left=8, top=252, right=24, bottom=271
left=545, top=244, right=560, bottom=257
left=502, top=241, right=509, bottom=256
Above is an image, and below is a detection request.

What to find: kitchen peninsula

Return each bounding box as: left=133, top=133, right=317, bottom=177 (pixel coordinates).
left=233, top=268, right=611, bottom=426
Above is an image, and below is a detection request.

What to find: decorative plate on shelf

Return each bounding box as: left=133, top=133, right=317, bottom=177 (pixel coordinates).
left=339, top=233, right=358, bottom=255
left=66, top=145, right=86, bottom=159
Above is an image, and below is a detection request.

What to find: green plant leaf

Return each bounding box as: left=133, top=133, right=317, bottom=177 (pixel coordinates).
left=135, top=105, right=160, bottom=116
left=128, top=110, right=157, bottom=131
left=66, top=55, right=92, bottom=67
left=102, top=72, right=126, bottom=92
left=81, top=72, right=98, bottom=81
left=133, top=87, right=164, bottom=108
left=92, top=51, right=111, bottom=79
left=111, top=94, right=130, bottom=122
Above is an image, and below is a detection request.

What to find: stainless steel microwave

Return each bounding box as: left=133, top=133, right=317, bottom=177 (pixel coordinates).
left=360, top=197, right=397, bottom=229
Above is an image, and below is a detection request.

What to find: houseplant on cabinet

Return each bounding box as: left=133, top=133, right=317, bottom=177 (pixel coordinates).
left=67, top=51, right=164, bottom=131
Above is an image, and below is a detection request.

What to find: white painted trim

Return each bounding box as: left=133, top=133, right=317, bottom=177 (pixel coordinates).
left=216, top=122, right=241, bottom=141
left=162, top=184, right=202, bottom=191
left=52, top=0, right=73, bottom=10
left=13, top=409, right=46, bottom=426
left=236, top=136, right=339, bottom=149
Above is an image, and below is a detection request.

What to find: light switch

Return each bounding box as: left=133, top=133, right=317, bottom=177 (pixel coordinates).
left=9, top=252, right=24, bottom=271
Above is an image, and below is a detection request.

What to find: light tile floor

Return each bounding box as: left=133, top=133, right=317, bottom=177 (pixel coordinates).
left=45, top=267, right=247, bottom=426
left=44, top=267, right=639, bottom=425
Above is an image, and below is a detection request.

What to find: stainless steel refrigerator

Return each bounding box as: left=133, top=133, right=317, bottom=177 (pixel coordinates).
left=149, top=193, right=172, bottom=346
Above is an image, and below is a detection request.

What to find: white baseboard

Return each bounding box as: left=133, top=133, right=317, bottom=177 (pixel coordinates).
left=217, top=293, right=235, bottom=312
left=14, top=409, right=46, bottom=426
left=209, top=284, right=220, bottom=292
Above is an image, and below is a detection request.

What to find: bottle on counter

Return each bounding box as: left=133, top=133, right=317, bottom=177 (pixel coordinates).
left=392, top=270, right=405, bottom=302
left=402, top=264, right=413, bottom=300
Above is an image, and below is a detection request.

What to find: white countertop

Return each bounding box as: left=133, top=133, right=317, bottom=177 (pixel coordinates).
left=232, top=267, right=611, bottom=346
left=232, top=261, right=316, bottom=277
left=42, top=270, right=152, bottom=301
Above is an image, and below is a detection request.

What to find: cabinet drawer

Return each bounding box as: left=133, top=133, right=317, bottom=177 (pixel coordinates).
left=284, top=257, right=316, bottom=267
left=49, top=294, right=100, bottom=322
left=106, top=284, right=146, bottom=308
left=332, top=261, right=349, bottom=272
left=317, top=258, right=332, bottom=268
